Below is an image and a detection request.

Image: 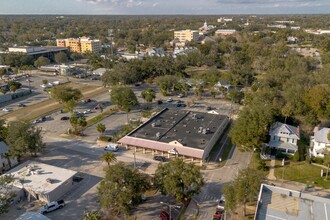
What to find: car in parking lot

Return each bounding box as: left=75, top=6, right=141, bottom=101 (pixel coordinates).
left=153, top=156, right=167, bottom=162
left=177, top=94, right=184, bottom=98
left=176, top=103, right=186, bottom=107
left=17, top=103, right=26, bottom=107
left=60, top=116, right=70, bottom=120
left=167, top=98, right=173, bottom=102
left=159, top=210, right=173, bottom=220
left=104, top=144, right=118, bottom=152
left=83, top=109, right=93, bottom=114
left=39, top=200, right=65, bottom=214
left=2, top=108, right=10, bottom=112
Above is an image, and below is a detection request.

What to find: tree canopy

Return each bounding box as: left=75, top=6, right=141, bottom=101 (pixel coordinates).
left=223, top=168, right=264, bottom=216
left=98, top=162, right=150, bottom=217
left=141, top=88, right=156, bottom=103
left=110, top=86, right=138, bottom=112
left=51, top=85, right=82, bottom=104
left=6, top=121, right=44, bottom=161
left=154, top=158, right=204, bottom=205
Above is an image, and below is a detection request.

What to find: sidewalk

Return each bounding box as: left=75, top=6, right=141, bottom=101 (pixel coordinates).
left=182, top=198, right=199, bottom=220
left=267, top=156, right=276, bottom=180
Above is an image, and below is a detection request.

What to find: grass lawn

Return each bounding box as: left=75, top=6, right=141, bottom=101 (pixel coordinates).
left=273, top=160, right=330, bottom=188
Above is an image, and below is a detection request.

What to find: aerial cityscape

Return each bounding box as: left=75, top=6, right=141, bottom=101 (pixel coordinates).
left=0, top=1, right=330, bottom=220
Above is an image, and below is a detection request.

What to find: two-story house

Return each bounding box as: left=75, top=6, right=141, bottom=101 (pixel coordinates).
left=0, top=141, right=18, bottom=173
left=269, top=122, right=300, bottom=154
left=310, top=127, right=330, bottom=158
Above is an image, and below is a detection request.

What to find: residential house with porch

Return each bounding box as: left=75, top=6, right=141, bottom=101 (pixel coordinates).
left=268, top=122, right=300, bottom=154
left=310, top=127, right=330, bottom=158
left=0, top=141, right=18, bottom=173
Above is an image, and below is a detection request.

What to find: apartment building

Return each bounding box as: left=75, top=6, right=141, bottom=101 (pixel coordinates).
left=174, top=30, right=199, bottom=43
left=56, top=36, right=101, bottom=53
left=80, top=37, right=101, bottom=53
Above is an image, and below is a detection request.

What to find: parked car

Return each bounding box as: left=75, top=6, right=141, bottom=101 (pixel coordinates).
left=2, top=108, right=9, bottom=112
left=159, top=210, right=174, bottom=220
left=177, top=94, right=184, bottom=98
left=17, top=103, right=26, bottom=107
left=153, top=156, right=166, bottom=162
left=39, top=200, right=65, bottom=214
left=213, top=209, right=225, bottom=220
left=104, top=144, right=118, bottom=152
left=60, top=116, right=70, bottom=121
left=217, top=196, right=225, bottom=210
left=33, top=118, right=42, bottom=124
left=72, top=174, right=83, bottom=182
left=157, top=100, right=163, bottom=105
left=206, top=106, right=212, bottom=111
left=176, top=103, right=186, bottom=107
left=83, top=109, right=93, bottom=114
left=81, top=98, right=91, bottom=103
left=167, top=98, right=173, bottom=102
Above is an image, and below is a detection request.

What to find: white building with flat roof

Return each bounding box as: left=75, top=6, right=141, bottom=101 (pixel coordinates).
left=6, top=161, right=77, bottom=203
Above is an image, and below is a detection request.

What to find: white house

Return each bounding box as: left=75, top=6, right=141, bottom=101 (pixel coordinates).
left=0, top=141, right=18, bottom=173
left=268, top=122, right=300, bottom=154
left=310, top=127, right=330, bottom=158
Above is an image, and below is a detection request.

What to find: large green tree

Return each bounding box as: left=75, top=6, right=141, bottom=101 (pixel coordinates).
left=110, top=86, right=138, bottom=112
left=34, top=56, right=50, bottom=68
left=69, top=114, right=87, bottom=135
left=55, top=51, right=68, bottom=64
left=141, top=88, right=156, bottom=103
left=304, top=85, right=330, bottom=120
left=0, top=175, right=15, bottom=214
left=51, top=85, right=82, bottom=112
left=98, top=162, right=150, bottom=217
left=223, top=168, right=264, bottom=216
left=154, top=158, right=204, bottom=205
left=6, top=121, right=44, bottom=161
left=51, top=85, right=82, bottom=103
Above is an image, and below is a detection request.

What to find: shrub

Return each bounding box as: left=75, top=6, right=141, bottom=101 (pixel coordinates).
left=98, top=135, right=112, bottom=142
left=276, top=149, right=285, bottom=159
left=311, top=157, right=324, bottom=164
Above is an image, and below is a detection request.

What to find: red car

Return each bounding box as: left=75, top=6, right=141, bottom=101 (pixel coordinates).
left=159, top=210, right=174, bottom=220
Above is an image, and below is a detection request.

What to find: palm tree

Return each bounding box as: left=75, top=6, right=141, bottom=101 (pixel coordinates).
left=101, top=152, right=117, bottom=168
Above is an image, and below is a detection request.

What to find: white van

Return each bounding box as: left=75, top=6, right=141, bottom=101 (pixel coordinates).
left=104, top=144, right=118, bottom=152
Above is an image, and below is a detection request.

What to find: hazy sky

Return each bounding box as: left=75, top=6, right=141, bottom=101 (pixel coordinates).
left=1, top=0, right=329, bottom=14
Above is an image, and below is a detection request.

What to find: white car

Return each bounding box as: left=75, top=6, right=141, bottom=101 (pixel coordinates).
left=167, top=98, right=173, bottom=102
left=104, top=144, right=118, bottom=152
left=39, top=200, right=65, bottom=214
left=83, top=109, right=93, bottom=114
left=2, top=108, right=9, bottom=112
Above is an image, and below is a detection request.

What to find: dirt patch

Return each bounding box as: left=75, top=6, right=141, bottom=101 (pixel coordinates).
left=0, top=85, right=108, bottom=122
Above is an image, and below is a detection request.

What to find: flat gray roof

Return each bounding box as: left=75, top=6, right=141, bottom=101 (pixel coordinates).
left=129, top=108, right=228, bottom=150
left=255, top=184, right=330, bottom=220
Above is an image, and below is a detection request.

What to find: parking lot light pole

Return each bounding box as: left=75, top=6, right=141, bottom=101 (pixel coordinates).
left=160, top=201, right=180, bottom=220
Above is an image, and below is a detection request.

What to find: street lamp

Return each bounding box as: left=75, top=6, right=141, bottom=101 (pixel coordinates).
left=160, top=201, right=181, bottom=220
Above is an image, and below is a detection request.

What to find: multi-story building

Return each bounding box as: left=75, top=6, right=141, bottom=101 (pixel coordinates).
left=56, top=37, right=101, bottom=53
left=174, top=30, right=199, bottom=43
left=80, top=37, right=101, bottom=53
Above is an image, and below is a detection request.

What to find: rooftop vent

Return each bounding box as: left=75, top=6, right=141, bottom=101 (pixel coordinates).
left=156, top=132, right=161, bottom=138
left=186, top=131, right=190, bottom=133
left=183, top=124, right=187, bottom=127
left=174, top=129, right=177, bottom=132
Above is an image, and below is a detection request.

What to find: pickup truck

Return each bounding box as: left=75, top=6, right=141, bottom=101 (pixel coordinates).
left=39, top=200, right=65, bottom=214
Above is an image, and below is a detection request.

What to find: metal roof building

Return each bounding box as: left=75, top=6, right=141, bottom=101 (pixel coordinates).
left=118, top=108, right=230, bottom=161
left=255, top=184, right=330, bottom=220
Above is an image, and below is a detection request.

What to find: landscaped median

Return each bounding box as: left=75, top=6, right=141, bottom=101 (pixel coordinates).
left=273, top=160, right=330, bottom=188
left=85, top=108, right=117, bottom=127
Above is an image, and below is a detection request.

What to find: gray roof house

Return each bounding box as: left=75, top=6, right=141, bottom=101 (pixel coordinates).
left=0, top=141, right=18, bottom=172
left=268, top=122, right=300, bottom=154
left=310, top=127, right=330, bottom=158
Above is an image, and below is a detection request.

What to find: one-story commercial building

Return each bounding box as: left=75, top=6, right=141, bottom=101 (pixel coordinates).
left=6, top=161, right=77, bottom=203
left=118, top=108, right=230, bottom=163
